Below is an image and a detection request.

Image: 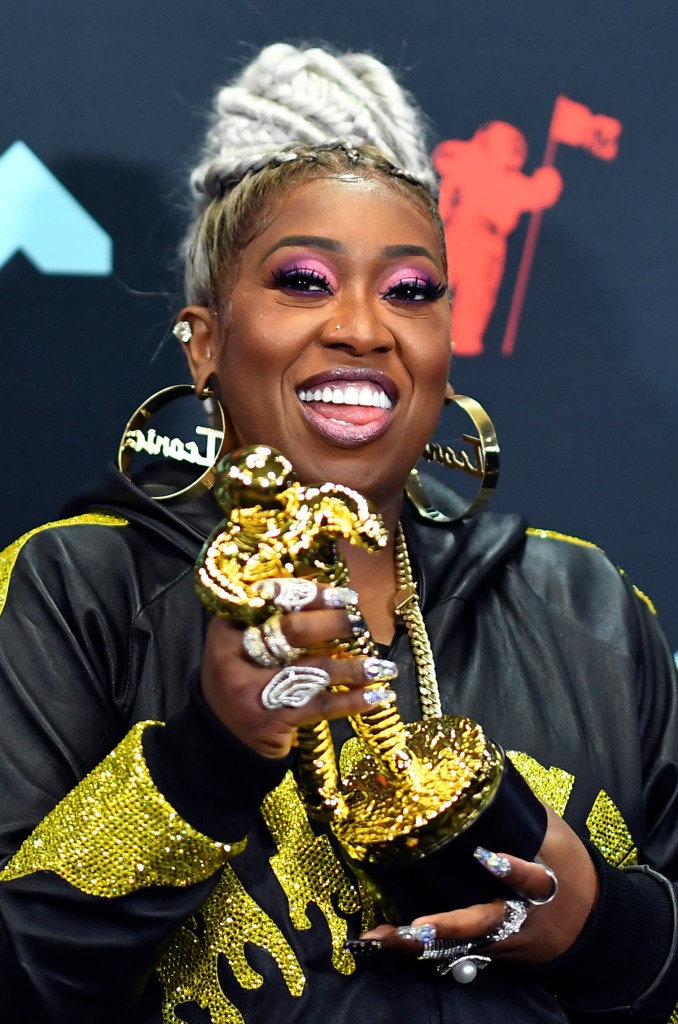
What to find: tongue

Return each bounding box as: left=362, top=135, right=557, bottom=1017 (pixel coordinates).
left=307, top=401, right=385, bottom=426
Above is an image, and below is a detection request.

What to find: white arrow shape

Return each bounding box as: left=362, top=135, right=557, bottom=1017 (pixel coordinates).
left=0, top=141, right=112, bottom=274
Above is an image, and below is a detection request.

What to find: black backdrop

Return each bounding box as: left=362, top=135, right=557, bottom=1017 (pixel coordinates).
left=2, top=0, right=677, bottom=650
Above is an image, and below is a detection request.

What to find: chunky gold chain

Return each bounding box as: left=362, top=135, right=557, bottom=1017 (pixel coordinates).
left=394, top=524, right=442, bottom=719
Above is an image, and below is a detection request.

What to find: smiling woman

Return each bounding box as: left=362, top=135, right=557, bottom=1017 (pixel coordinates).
left=0, top=42, right=677, bottom=1024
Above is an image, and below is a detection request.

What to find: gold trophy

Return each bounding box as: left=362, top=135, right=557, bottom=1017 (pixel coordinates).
left=195, top=446, right=546, bottom=923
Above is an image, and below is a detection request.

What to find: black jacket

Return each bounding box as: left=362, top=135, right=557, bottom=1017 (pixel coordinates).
left=0, top=465, right=676, bottom=1023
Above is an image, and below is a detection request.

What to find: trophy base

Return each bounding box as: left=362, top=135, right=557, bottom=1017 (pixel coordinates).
left=345, top=756, right=547, bottom=924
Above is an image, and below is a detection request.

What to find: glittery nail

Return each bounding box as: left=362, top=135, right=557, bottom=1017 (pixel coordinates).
left=347, top=610, right=369, bottom=637
left=473, top=846, right=511, bottom=878
left=345, top=938, right=383, bottom=956
left=363, top=687, right=396, bottom=706
left=363, top=657, right=398, bottom=683
left=322, top=587, right=359, bottom=608
left=396, top=923, right=437, bottom=942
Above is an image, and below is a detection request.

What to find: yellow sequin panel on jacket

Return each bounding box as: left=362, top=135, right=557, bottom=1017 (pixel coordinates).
left=507, top=751, right=575, bottom=817
left=586, top=790, right=638, bottom=867
left=157, top=863, right=305, bottom=1024
left=0, top=513, right=128, bottom=616
left=0, top=722, right=242, bottom=896
left=262, top=771, right=368, bottom=974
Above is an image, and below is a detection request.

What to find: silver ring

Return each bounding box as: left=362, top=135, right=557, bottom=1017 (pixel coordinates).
left=262, top=613, right=303, bottom=665
left=420, top=939, right=476, bottom=961
left=243, top=625, right=278, bottom=668
left=527, top=860, right=559, bottom=906
left=420, top=941, right=491, bottom=984
left=484, top=898, right=529, bottom=943
left=253, top=578, right=318, bottom=612
left=261, top=665, right=331, bottom=710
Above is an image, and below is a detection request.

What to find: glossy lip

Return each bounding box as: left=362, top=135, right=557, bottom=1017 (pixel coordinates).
left=296, top=366, right=399, bottom=404
left=295, top=367, right=398, bottom=449
left=297, top=400, right=393, bottom=448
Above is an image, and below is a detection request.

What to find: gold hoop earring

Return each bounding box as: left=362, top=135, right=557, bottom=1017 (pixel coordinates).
left=117, top=383, right=230, bottom=503
left=406, top=395, right=500, bottom=523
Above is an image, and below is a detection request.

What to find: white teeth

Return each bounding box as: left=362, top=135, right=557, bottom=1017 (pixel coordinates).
left=298, top=383, right=393, bottom=409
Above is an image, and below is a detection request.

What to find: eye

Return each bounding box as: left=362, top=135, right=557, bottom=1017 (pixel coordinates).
left=382, top=276, right=447, bottom=303
left=272, top=265, right=333, bottom=295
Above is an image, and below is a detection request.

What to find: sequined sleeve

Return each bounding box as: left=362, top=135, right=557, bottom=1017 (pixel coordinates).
left=1, top=721, right=245, bottom=897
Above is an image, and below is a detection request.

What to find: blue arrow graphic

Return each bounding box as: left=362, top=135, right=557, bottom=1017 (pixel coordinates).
left=0, top=141, right=112, bottom=275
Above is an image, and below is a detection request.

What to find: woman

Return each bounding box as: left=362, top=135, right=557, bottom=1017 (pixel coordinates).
left=0, top=43, right=676, bottom=1023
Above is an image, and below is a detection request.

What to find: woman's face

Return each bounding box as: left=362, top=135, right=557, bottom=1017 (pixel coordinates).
left=193, top=175, right=452, bottom=510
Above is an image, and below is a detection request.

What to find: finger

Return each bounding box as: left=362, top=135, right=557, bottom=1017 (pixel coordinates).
left=251, top=578, right=359, bottom=613
left=272, top=608, right=354, bottom=649
left=409, top=899, right=507, bottom=942
left=295, top=654, right=399, bottom=690
left=473, top=846, right=558, bottom=905
left=295, top=681, right=397, bottom=725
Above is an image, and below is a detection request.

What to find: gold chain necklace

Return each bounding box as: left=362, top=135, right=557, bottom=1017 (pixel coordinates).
left=393, top=524, right=442, bottom=719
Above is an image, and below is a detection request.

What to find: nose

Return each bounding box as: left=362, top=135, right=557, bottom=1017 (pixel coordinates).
left=320, top=293, right=395, bottom=355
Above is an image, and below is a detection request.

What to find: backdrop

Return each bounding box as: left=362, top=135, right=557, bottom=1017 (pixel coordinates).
left=2, top=0, right=677, bottom=649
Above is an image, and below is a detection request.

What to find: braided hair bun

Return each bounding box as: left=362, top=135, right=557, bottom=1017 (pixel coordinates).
left=190, top=43, right=437, bottom=212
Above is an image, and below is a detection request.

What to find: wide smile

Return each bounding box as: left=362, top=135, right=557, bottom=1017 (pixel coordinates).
left=296, top=368, right=398, bottom=448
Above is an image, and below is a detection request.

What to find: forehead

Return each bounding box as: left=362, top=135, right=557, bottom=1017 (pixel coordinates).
left=242, top=175, right=444, bottom=265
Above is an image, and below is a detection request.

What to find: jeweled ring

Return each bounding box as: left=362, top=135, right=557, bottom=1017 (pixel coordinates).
left=484, top=898, right=529, bottom=943
left=420, top=939, right=476, bottom=961
left=527, top=859, right=559, bottom=906
left=243, top=625, right=278, bottom=668
left=420, top=941, right=491, bottom=984
left=261, top=665, right=331, bottom=710
left=253, top=578, right=318, bottom=612
left=262, top=613, right=303, bottom=665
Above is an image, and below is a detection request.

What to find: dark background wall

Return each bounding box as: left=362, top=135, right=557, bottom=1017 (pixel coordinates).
left=2, top=0, right=677, bottom=650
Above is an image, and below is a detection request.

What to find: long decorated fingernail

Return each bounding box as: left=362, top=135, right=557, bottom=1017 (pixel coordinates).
left=322, top=587, right=359, bottom=609
left=347, top=610, right=369, bottom=637
left=473, top=846, right=511, bottom=878
left=363, top=657, right=398, bottom=683
left=345, top=938, right=383, bottom=956
left=396, top=923, right=437, bottom=943
left=363, top=687, right=397, bottom=707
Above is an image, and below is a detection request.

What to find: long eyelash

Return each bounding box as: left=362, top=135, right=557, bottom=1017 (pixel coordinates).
left=272, top=265, right=330, bottom=289
left=384, top=278, right=447, bottom=301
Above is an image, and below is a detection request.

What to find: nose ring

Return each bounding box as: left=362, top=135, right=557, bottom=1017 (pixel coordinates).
left=334, top=324, right=342, bottom=331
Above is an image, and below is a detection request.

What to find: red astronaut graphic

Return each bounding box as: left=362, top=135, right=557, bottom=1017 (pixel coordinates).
left=435, top=97, right=622, bottom=356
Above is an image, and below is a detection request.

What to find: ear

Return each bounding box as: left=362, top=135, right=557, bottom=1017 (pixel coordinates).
left=175, top=306, right=221, bottom=393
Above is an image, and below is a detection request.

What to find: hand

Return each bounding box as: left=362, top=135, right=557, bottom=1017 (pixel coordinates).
left=200, top=581, right=396, bottom=759
left=360, top=806, right=599, bottom=965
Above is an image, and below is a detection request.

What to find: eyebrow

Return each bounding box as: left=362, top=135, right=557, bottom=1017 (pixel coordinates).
left=261, top=235, right=344, bottom=261
left=382, top=244, right=437, bottom=262
left=261, top=237, right=439, bottom=264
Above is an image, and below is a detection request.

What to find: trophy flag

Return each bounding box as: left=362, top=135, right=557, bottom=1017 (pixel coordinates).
left=501, top=97, right=622, bottom=356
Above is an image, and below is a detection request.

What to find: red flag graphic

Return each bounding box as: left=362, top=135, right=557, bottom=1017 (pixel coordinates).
left=549, top=96, right=622, bottom=160
left=501, top=96, right=622, bottom=355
